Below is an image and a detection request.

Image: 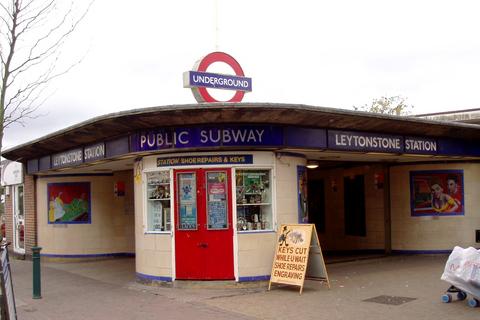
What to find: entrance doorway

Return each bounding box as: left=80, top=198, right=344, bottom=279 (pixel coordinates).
left=174, top=168, right=234, bottom=280
left=12, top=185, right=25, bottom=254
left=308, top=179, right=325, bottom=234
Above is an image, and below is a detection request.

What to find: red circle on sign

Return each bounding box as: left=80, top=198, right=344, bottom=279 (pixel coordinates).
left=195, top=52, right=246, bottom=103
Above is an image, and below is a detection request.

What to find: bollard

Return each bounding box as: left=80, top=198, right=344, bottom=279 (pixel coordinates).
left=32, top=246, right=42, bottom=299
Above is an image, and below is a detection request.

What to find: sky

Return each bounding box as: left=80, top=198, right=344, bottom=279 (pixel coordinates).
left=4, top=0, right=480, bottom=149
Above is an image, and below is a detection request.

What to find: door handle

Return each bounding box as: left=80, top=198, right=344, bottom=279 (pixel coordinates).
left=197, top=242, right=208, bottom=248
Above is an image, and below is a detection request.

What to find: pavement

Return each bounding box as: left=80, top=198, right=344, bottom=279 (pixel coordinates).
left=8, top=254, right=480, bottom=319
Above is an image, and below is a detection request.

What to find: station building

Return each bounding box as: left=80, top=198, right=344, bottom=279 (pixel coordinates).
left=2, top=103, right=480, bottom=283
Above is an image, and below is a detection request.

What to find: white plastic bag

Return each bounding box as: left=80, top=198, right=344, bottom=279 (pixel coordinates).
left=441, top=246, right=480, bottom=297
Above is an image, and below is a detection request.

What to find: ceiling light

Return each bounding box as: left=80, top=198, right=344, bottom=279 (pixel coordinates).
left=306, top=160, right=319, bottom=169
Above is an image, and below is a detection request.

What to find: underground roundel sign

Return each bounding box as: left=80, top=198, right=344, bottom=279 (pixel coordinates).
left=183, top=52, right=252, bottom=103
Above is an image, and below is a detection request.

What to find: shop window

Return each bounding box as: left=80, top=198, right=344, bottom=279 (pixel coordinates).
left=146, top=171, right=171, bottom=232
left=344, top=175, right=366, bottom=236
left=236, top=169, right=272, bottom=232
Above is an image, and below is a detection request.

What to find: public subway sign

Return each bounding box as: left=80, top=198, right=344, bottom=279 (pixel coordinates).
left=132, top=125, right=283, bottom=152
left=183, top=52, right=252, bottom=103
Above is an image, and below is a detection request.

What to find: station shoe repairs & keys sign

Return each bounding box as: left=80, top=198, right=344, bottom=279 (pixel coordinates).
left=269, top=224, right=330, bottom=294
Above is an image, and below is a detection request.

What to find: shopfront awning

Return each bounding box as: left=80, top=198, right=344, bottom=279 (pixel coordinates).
left=4, top=103, right=480, bottom=162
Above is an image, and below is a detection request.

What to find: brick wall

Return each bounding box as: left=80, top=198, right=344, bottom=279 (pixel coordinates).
left=24, top=174, right=36, bottom=256
left=5, top=186, right=13, bottom=247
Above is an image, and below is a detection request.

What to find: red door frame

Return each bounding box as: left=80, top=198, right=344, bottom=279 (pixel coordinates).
left=174, top=168, right=234, bottom=280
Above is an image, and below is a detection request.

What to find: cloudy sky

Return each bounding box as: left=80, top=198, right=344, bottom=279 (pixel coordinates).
left=4, top=0, right=480, bottom=149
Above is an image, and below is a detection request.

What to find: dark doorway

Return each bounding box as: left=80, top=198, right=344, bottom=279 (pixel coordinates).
left=308, top=179, right=325, bottom=233
left=344, top=175, right=366, bottom=236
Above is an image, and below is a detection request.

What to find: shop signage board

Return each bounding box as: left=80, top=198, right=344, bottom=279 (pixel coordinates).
left=0, top=161, right=23, bottom=186
left=157, top=154, right=253, bottom=167
left=269, top=224, right=330, bottom=294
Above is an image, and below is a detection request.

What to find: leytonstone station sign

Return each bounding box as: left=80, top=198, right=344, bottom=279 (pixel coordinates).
left=183, top=52, right=252, bottom=103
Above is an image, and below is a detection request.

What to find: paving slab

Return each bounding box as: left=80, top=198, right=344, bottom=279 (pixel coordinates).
left=7, top=255, right=480, bottom=319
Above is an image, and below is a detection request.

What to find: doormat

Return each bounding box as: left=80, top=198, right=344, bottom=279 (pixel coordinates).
left=363, top=295, right=416, bottom=306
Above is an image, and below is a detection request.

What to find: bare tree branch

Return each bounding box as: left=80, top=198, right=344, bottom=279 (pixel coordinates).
left=0, top=0, right=93, bottom=154
left=0, top=2, right=13, bottom=21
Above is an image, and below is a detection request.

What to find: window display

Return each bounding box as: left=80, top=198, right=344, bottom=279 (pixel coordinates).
left=236, top=169, right=272, bottom=232
left=146, top=171, right=171, bottom=232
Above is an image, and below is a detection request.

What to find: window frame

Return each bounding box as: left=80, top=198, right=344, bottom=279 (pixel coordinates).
left=144, top=169, right=173, bottom=234
left=234, top=167, right=274, bottom=233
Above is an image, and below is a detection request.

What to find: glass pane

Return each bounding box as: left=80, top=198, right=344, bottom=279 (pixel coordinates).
left=147, top=201, right=164, bottom=231
left=178, top=173, right=197, bottom=230
left=235, top=170, right=272, bottom=231
left=206, top=172, right=228, bottom=229
left=17, top=185, right=24, bottom=218
left=18, top=224, right=24, bottom=249
left=146, top=171, right=171, bottom=232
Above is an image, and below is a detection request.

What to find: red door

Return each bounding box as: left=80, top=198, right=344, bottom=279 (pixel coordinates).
left=174, top=168, right=234, bottom=280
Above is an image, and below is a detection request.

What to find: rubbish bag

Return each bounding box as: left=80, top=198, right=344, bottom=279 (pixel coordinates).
left=441, top=246, right=480, bottom=297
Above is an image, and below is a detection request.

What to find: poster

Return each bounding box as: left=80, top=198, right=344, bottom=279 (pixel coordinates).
left=410, top=170, right=464, bottom=216
left=208, top=201, right=227, bottom=229
left=178, top=173, right=197, bottom=229
left=297, top=166, right=308, bottom=223
left=207, top=172, right=228, bottom=229
left=244, top=172, right=262, bottom=194
left=47, top=182, right=91, bottom=224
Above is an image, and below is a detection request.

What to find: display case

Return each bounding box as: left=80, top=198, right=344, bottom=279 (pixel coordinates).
left=235, top=169, right=272, bottom=231
left=146, top=171, right=171, bottom=232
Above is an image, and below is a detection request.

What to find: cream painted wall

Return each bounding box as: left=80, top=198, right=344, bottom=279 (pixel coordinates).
left=274, top=155, right=307, bottom=225
left=308, top=164, right=386, bottom=251
left=237, top=233, right=276, bottom=277
left=134, top=160, right=173, bottom=278
left=390, top=163, right=480, bottom=251
left=37, top=171, right=135, bottom=256
left=236, top=154, right=306, bottom=278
